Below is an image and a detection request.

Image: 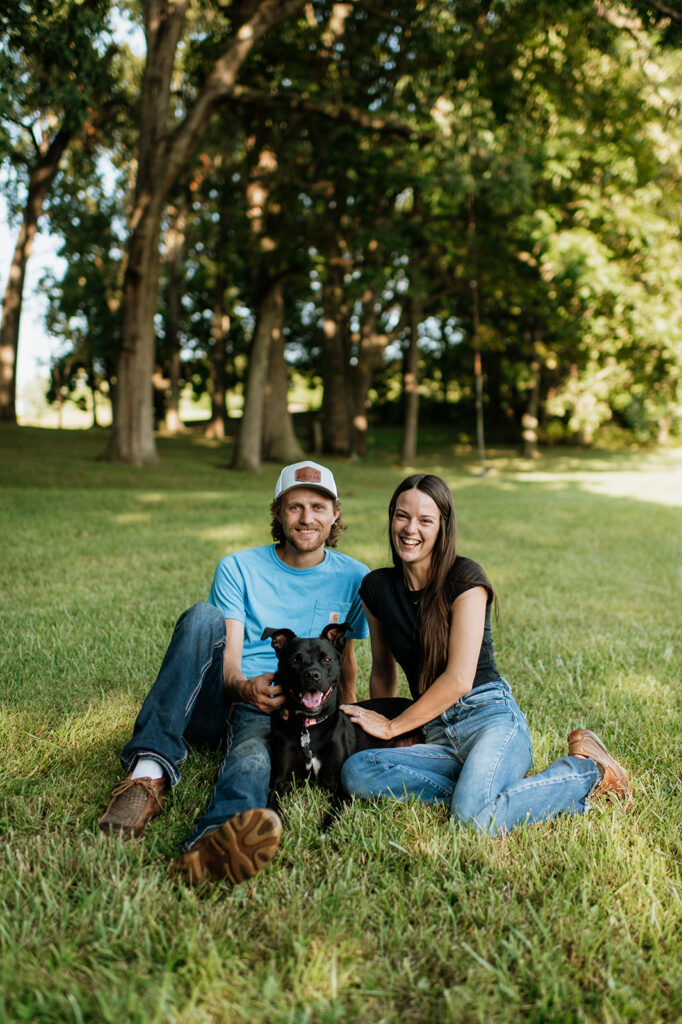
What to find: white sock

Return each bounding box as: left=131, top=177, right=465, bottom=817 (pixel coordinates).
left=130, top=757, right=165, bottom=781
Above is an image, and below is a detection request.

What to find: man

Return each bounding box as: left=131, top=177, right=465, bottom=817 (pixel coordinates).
left=99, top=460, right=369, bottom=884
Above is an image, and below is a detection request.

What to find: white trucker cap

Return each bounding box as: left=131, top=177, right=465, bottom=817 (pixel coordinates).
left=274, top=460, right=338, bottom=500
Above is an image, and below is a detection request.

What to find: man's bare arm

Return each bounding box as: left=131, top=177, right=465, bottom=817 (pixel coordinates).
left=223, top=618, right=284, bottom=712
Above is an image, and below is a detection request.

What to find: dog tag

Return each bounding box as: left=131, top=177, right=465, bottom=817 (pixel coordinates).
left=300, top=729, right=320, bottom=775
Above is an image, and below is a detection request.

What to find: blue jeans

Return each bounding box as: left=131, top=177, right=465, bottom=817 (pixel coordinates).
left=341, top=679, right=600, bottom=834
left=120, top=602, right=272, bottom=849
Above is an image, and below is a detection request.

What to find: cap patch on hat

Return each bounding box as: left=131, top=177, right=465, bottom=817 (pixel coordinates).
left=274, top=460, right=338, bottom=500
left=295, top=467, right=322, bottom=483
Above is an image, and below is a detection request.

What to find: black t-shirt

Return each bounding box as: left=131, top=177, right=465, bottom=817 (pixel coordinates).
left=359, top=556, right=499, bottom=700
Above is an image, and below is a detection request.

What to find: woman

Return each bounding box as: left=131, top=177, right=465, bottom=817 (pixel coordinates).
left=340, top=474, right=631, bottom=833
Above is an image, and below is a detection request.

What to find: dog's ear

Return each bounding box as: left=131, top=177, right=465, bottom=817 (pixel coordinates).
left=261, top=627, right=297, bottom=651
left=320, top=621, right=352, bottom=652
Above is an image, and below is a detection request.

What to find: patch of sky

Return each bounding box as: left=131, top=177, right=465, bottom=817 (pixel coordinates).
left=234, top=304, right=252, bottom=322
left=395, top=188, right=414, bottom=213
left=285, top=342, right=309, bottom=363
left=111, top=7, right=145, bottom=57
left=300, top=301, right=318, bottom=326
left=443, top=317, right=465, bottom=346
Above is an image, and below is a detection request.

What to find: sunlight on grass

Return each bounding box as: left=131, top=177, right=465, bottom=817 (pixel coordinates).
left=0, top=694, right=142, bottom=776
left=503, top=448, right=682, bottom=506
left=136, top=492, right=166, bottom=503
left=199, top=523, right=271, bottom=547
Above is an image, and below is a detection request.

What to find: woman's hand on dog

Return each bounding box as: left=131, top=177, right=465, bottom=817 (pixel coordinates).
left=340, top=704, right=393, bottom=740
left=239, top=673, right=285, bottom=713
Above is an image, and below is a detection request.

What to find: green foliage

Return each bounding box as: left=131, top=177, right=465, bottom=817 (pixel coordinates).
left=6, top=0, right=682, bottom=449
left=40, top=168, right=125, bottom=404
left=1, top=427, right=681, bottom=1022
left=0, top=0, right=118, bottom=202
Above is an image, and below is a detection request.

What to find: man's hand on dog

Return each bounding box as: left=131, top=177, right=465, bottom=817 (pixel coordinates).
left=340, top=704, right=394, bottom=740
left=237, top=673, right=285, bottom=712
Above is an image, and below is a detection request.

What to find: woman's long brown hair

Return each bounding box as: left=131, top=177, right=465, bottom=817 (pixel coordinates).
left=388, top=474, right=462, bottom=694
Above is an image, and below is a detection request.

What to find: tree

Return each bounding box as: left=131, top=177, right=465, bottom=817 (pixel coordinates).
left=231, top=124, right=306, bottom=470
left=0, top=0, right=117, bottom=423
left=27, top=0, right=682, bottom=454
left=105, top=0, right=308, bottom=465
left=159, top=197, right=188, bottom=434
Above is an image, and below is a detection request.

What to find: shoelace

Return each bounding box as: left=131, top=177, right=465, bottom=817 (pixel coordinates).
left=111, top=777, right=164, bottom=808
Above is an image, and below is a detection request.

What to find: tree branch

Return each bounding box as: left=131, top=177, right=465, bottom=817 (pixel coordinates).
left=226, top=84, right=418, bottom=137
left=162, top=0, right=308, bottom=194
left=642, top=0, right=682, bottom=25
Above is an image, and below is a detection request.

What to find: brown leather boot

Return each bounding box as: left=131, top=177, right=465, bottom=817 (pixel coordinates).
left=568, top=729, right=632, bottom=800
left=169, top=808, right=282, bottom=885
left=99, top=777, right=166, bottom=838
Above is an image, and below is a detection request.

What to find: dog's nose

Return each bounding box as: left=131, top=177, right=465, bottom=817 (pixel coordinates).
left=303, top=669, right=322, bottom=684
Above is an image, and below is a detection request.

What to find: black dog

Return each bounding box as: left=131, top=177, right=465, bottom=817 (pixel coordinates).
left=262, top=623, right=422, bottom=819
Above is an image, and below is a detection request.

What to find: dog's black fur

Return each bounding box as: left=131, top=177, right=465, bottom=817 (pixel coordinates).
left=262, top=623, right=422, bottom=819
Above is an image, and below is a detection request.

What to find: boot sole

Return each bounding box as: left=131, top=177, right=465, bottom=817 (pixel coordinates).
left=171, top=808, right=282, bottom=885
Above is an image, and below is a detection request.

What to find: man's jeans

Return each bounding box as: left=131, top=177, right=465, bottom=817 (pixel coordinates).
left=120, top=602, right=272, bottom=849
left=341, top=679, right=600, bottom=834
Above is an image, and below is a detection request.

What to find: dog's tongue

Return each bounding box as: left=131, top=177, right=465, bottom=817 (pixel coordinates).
left=302, top=690, right=325, bottom=711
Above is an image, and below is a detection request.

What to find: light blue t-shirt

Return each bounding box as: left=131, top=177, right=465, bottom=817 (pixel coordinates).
left=208, top=544, right=369, bottom=679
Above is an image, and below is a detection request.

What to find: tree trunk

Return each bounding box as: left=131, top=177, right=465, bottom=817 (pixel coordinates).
left=658, top=415, right=671, bottom=445
left=473, top=345, right=486, bottom=466
left=262, top=282, right=304, bottom=463
left=522, top=345, right=541, bottom=458
left=468, top=192, right=486, bottom=472
left=52, top=364, right=64, bottom=429
left=88, top=365, right=99, bottom=428
left=108, top=205, right=166, bottom=463
left=320, top=265, right=352, bottom=455
left=351, top=358, right=373, bottom=460
left=351, top=290, right=406, bottom=459
left=206, top=192, right=233, bottom=441
left=165, top=344, right=184, bottom=434
left=163, top=200, right=186, bottom=435
left=232, top=134, right=280, bottom=451
left=105, top=0, right=307, bottom=464
left=351, top=303, right=385, bottom=459
left=233, top=278, right=283, bottom=472
left=0, top=129, right=71, bottom=423
left=105, top=0, right=187, bottom=464
left=400, top=292, right=421, bottom=467
left=205, top=291, right=229, bottom=440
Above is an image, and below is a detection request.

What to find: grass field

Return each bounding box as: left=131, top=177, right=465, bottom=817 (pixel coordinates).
left=1, top=425, right=680, bottom=1024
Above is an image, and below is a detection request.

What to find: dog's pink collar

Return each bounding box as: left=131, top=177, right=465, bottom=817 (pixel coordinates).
left=279, top=708, right=331, bottom=729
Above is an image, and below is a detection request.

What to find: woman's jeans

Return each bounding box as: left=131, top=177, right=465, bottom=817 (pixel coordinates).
left=341, top=679, right=600, bottom=834
left=120, top=602, right=272, bottom=849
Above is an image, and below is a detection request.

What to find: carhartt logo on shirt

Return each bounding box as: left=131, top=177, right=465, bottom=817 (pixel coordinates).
left=329, top=611, right=340, bottom=623
left=295, top=467, right=322, bottom=483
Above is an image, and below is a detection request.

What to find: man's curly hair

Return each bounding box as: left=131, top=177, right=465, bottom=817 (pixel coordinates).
left=270, top=495, right=346, bottom=548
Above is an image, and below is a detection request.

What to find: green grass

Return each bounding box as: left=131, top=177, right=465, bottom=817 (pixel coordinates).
left=1, top=425, right=681, bottom=1024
